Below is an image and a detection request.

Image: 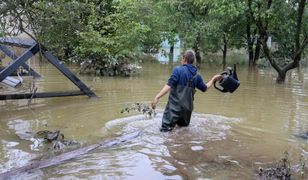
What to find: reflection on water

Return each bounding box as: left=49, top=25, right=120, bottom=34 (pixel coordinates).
left=1, top=58, right=308, bottom=179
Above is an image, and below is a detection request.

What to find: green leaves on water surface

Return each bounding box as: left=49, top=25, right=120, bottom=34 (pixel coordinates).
left=121, top=102, right=156, bottom=118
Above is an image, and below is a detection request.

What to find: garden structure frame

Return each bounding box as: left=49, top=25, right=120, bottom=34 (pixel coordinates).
left=0, top=37, right=96, bottom=100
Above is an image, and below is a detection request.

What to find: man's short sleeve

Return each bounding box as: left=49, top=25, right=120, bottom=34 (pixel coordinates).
left=196, top=75, right=207, bottom=92
left=167, top=67, right=179, bottom=88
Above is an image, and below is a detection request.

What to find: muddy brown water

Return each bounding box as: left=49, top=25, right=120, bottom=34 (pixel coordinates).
left=1, top=58, right=308, bottom=179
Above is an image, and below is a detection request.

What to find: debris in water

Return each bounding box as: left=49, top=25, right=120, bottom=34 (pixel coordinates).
left=33, top=130, right=80, bottom=153
left=294, top=131, right=308, bottom=140
left=34, top=130, right=64, bottom=142
left=257, top=152, right=291, bottom=179
left=191, top=145, right=204, bottom=151
left=121, top=102, right=156, bottom=118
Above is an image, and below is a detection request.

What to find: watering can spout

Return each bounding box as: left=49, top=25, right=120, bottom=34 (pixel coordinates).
left=233, top=64, right=238, bottom=80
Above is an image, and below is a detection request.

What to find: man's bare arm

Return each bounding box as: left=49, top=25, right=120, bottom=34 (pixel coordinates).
left=151, top=84, right=171, bottom=109
left=206, top=74, right=222, bottom=90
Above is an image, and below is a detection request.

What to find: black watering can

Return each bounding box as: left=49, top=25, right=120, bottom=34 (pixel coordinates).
left=214, top=64, right=240, bottom=93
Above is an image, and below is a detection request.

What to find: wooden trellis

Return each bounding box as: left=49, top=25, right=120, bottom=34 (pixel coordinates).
left=0, top=37, right=96, bottom=100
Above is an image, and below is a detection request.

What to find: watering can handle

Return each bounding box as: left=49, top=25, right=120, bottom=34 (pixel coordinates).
left=214, top=71, right=228, bottom=92
left=220, top=71, right=228, bottom=75
left=214, top=80, right=224, bottom=92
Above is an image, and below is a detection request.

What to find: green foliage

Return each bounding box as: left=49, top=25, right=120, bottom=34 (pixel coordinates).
left=175, top=0, right=208, bottom=49
left=35, top=0, right=90, bottom=59
left=0, top=0, right=163, bottom=76
left=250, top=0, right=307, bottom=64
left=155, top=0, right=184, bottom=47
left=75, top=0, right=162, bottom=76
left=0, top=0, right=90, bottom=59
left=156, top=0, right=247, bottom=63
left=202, top=0, right=245, bottom=53
left=1, top=0, right=306, bottom=79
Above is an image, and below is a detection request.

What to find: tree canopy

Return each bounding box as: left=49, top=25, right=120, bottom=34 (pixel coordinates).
left=0, top=0, right=307, bottom=81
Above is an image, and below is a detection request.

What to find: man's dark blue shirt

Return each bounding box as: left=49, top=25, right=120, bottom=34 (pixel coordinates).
left=167, top=64, right=207, bottom=92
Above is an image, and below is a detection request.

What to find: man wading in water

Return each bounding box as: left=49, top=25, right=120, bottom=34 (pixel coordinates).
left=151, top=50, right=222, bottom=132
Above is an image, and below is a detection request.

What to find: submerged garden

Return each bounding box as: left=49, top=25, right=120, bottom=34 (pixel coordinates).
left=0, top=0, right=308, bottom=179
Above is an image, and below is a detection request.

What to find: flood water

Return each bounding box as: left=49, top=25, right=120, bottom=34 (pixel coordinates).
left=1, top=56, right=308, bottom=179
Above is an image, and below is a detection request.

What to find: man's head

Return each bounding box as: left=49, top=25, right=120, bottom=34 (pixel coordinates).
left=182, top=50, right=196, bottom=64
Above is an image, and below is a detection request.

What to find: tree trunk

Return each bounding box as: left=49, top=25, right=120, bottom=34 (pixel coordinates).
left=275, top=0, right=307, bottom=82
left=64, top=44, right=72, bottom=59
left=276, top=70, right=287, bottom=83
left=253, top=37, right=261, bottom=66
left=246, top=16, right=254, bottom=66
left=169, top=44, right=174, bottom=64
left=250, top=0, right=307, bottom=83
left=169, top=44, right=174, bottom=55
left=222, top=34, right=227, bottom=67
left=260, top=36, right=286, bottom=82
left=195, top=48, right=201, bottom=66
left=193, top=33, right=202, bottom=66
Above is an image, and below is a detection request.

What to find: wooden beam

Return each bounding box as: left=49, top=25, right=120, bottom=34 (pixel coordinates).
left=0, top=91, right=86, bottom=100
left=0, top=37, right=96, bottom=99
left=0, top=132, right=140, bottom=180
left=42, top=50, right=97, bottom=98
left=0, top=37, right=35, bottom=48
left=0, top=45, right=41, bottom=78
left=0, top=43, right=40, bottom=82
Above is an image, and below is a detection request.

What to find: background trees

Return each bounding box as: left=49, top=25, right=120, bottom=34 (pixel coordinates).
left=0, top=0, right=163, bottom=76
left=248, top=0, right=307, bottom=82
left=0, top=0, right=307, bottom=81
left=0, top=0, right=89, bottom=58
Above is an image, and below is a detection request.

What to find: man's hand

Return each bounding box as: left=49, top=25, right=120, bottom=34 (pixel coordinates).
left=212, top=74, right=223, bottom=82
left=151, top=97, right=159, bottom=109
left=151, top=84, right=171, bottom=109
left=206, top=74, right=223, bottom=89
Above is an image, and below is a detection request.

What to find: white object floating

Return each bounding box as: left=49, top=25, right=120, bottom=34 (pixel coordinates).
left=191, top=145, right=204, bottom=151
left=267, top=36, right=272, bottom=48
left=1, top=76, right=22, bottom=87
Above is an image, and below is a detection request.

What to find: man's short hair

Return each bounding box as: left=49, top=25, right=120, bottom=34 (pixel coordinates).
left=183, top=50, right=195, bottom=64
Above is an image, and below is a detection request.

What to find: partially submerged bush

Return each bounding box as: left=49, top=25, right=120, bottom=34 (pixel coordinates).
left=79, top=54, right=142, bottom=77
